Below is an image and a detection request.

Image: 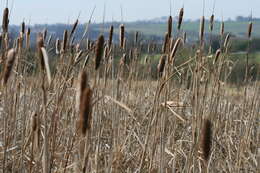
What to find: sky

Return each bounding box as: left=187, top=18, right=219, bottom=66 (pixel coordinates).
left=2, top=0, right=260, bottom=25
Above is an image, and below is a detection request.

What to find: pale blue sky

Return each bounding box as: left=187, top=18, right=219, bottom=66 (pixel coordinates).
left=2, top=0, right=260, bottom=24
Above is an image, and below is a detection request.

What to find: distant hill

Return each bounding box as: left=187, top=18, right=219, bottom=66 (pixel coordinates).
left=8, top=16, right=260, bottom=45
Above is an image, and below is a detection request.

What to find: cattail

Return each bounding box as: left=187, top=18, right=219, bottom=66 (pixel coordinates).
left=37, top=33, right=45, bottom=71
left=162, top=32, right=169, bottom=53
left=200, top=118, right=212, bottom=162
left=47, top=34, right=53, bottom=47
left=70, top=19, right=79, bottom=37
left=169, top=38, right=175, bottom=51
left=79, top=87, right=93, bottom=135
left=18, top=34, right=23, bottom=50
left=248, top=22, right=253, bottom=39
left=129, top=49, right=133, bottom=60
left=76, top=71, right=89, bottom=113
left=170, top=38, right=181, bottom=64
left=135, top=31, right=139, bottom=45
left=21, top=21, right=25, bottom=34
left=168, top=16, right=172, bottom=38
left=157, top=55, right=166, bottom=75
left=26, top=28, right=30, bottom=49
left=108, top=25, right=114, bottom=49
left=213, top=49, right=221, bottom=65
left=55, top=39, right=60, bottom=55
left=199, top=16, right=205, bottom=43
left=2, top=49, right=16, bottom=85
left=220, top=21, right=225, bottom=36
left=43, top=29, right=48, bottom=41
left=31, top=113, right=38, bottom=132
left=0, top=34, right=2, bottom=49
left=223, top=33, right=230, bottom=48
left=2, top=8, right=9, bottom=33
left=62, top=30, right=68, bottom=53
left=31, top=113, right=40, bottom=152
left=95, top=35, right=104, bottom=70
left=144, top=55, right=149, bottom=64
left=120, top=24, right=125, bottom=49
left=178, top=8, right=184, bottom=30
left=209, top=14, right=214, bottom=32
left=183, top=32, right=187, bottom=44
left=41, top=47, right=52, bottom=85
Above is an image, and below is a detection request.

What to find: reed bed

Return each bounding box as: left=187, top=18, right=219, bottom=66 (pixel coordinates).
left=0, top=6, right=259, bottom=173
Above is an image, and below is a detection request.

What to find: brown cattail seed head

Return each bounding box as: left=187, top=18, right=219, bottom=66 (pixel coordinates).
left=178, top=8, right=184, bottom=30
left=209, top=14, right=214, bottom=31
left=62, top=30, right=68, bottom=52
left=76, top=70, right=89, bottom=112
left=108, top=25, right=114, bottom=49
left=248, top=22, right=253, bottom=39
left=135, top=31, right=139, bottom=45
left=199, top=16, right=205, bottom=43
left=162, top=32, right=169, bottom=53
left=37, top=33, right=45, bottom=71
left=170, top=38, right=181, bottom=64
left=220, top=21, right=225, bottom=36
left=2, top=8, right=9, bottom=33
left=2, top=49, right=16, bottom=85
left=26, top=28, right=30, bottom=49
left=21, top=22, right=25, bottom=34
left=43, top=29, right=48, bottom=41
left=213, top=49, right=221, bottom=65
left=200, top=119, right=212, bottom=162
left=31, top=113, right=38, bottom=132
left=224, top=33, right=230, bottom=48
left=157, top=55, right=166, bottom=76
left=168, top=16, right=172, bottom=38
left=183, top=32, right=187, bottom=44
left=55, top=39, right=60, bottom=54
left=95, top=35, right=105, bottom=70
left=120, top=24, right=125, bottom=49
left=70, top=19, right=78, bottom=37
left=79, top=87, right=93, bottom=135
